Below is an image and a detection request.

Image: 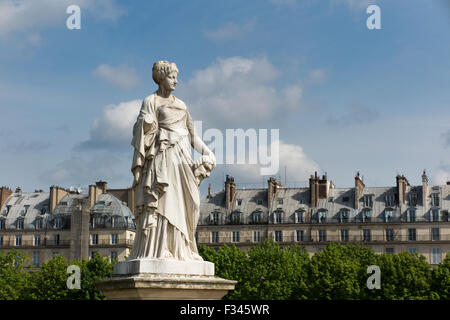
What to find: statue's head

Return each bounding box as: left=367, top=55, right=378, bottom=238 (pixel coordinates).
left=152, top=61, right=179, bottom=85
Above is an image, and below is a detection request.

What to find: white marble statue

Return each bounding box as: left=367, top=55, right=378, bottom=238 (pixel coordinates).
left=129, top=61, right=216, bottom=262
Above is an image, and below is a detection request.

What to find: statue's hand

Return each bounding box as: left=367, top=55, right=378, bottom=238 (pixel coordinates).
left=207, top=151, right=216, bottom=169
left=133, top=167, right=142, bottom=187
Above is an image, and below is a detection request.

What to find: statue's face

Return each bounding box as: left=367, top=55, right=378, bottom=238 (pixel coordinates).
left=160, top=71, right=178, bottom=92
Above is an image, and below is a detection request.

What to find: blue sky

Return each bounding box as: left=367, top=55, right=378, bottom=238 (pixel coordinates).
left=0, top=0, right=449, bottom=197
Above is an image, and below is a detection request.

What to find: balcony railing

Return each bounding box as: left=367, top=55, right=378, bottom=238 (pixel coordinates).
left=197, top=233, right=450, bottom=245
left=89, top=239, right=134, bottom=247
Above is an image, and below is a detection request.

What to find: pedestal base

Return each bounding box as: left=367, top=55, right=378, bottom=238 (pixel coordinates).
left=95, top=273, right=237, bottom=300
left=95, top=258, right=236, bottom=300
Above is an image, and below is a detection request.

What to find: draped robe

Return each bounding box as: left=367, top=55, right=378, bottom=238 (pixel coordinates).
left=129, top=93, right=204, bottom=261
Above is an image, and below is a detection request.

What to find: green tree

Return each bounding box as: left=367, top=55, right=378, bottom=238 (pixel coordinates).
left=430, top=252, right=450, bottom=300
left=306, top=243, right=363, bottom=299
left=0, top=250, right=32, bottom=300
left=376, top=251, right=432, bottom=300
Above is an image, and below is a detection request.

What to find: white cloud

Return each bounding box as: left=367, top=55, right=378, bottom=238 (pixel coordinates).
left=93, top=64, right=141, bottom=89
left=40, top=154, right=130, bottom=188
left=177, top=56, right=305, bottom=127
left=430, top=168, right=450, bottom=185
left=308, top=68, right=327, bottom=84
left=0, top=0, right=123, bottom=37
left=220, top=140, right=320, bottom=183
left=78, top=99, right=141, bottom=150
left=203, top=20, right=256, bottom=41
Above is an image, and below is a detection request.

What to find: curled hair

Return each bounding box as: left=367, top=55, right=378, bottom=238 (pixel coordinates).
left=152, top=61, right=179, bottom=85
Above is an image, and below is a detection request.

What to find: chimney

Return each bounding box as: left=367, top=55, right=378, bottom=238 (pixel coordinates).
left=208, top=184, right=212, bottom=198
left=309, top=172, right=319, bottom=208
left=318, top=174, right=330, bottom=199
left=396, top=174, right=409, bottom=206
left=88, top=185, right=97, bottom=208
left=225, top=175, right=235, bottom=210
left=95, top=181, right=108, bottom=193
left=354, top=172, right=365, bottom=209
left=268, top=177, right=278, bottom=208
left=422, top=170, right=428, bottom=211
left=49, top=185, right=68, bottom=213
left=15, top=187, right=22, bottom=194
left=0, top=187, right=13, bottom=210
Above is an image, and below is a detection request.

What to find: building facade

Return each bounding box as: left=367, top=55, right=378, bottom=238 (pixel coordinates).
left=197, top=171, right=450, bottom=265
left=0, top=181, right=136, bottom=267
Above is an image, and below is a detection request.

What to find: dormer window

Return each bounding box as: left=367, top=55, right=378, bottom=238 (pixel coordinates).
left=278, top=198, right=283, bottom=205
left=275, top=210, right=283, bottom=224
left=318, top=210, right=327, bottom=224
left=363, top=195, right=373, bottom=208
left=362, top=209, right=371, bottom=223
left=231, top=212, right=240, bottom=224
left=17, top=218, right=24, bottom=230
left=384, top=209, right=393, bottom=222
left=342, top=196, right=350, bottom=202
left=431, top=193, right=440, bottom=207
left=296, top=210, right=304, bottom=223
left=0, top=218, right=5, bottom=230
left=385, top=195, right=395, bottom=207
left=406, top=208, right=416, bottom=222
left=256, top=199, right=263, bottom=205
left=21, top=205, right=30, bottom=216
left=236, top=199, right=242, bottom=206
left=111, top=216, right=119, bottom=228
left=340, top=209, right=349, bottom=223
left=408, top=193, right=418, bottom=206
left=35, top=218, right=43, bottom=230
left=253, top=211, right=262, bottom=223
left=54, top=216, right=63, bottom=229
left=431, top=209, right=440, bottom=222
left=210, top=212, right=219, bottom=225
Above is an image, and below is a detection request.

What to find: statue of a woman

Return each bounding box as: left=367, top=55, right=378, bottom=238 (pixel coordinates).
left=129, top=61, right=216, bottom=261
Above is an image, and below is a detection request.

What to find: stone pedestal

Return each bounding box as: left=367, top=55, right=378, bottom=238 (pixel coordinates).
left=95, top=259, right=237, bottom=300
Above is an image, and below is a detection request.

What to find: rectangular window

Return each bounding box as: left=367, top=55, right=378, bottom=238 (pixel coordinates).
left=318, top=211, right=327, bottom=224
left=384, top=210, right=393, bottom=223
left=15, top=235, right=22, bottom=246
left=432, top=247, right=441, bottom=264
left=408, top=247, right=418, bottom=254
left=53, top=234, right=60, bottom=245
left=431, top=193, right=440, bottom=207
left=385, top=248, right=394, bottom=254
left=296, top=230, right=304, bottom=242
left=431, top=228, right=440, bottom=241
left=91, top=234, right=98, bottom=245
left=386, top=229, right=394, bottom=242
left=275, top=212, right=283, bottom=224
left=407, top=209, right=416, bottom=222
left=340, top=210, right=349, bottom=223
left=211, top=212, right=219, bottom=224
left=0, top=235, right=3, bottom=246
left=409, top=193, right=418, bottom=206
left=275, top=230, right=283, bottom=242
left=110, top=251, right=118, bottom=262
left=256, top=199, right=263, bottom=205
left=278, top=198, right=283, bottom=205
left=341, top=229, right=349, bottom=242
left=362, top=210, right=371, bottom=223
left=35, top=219, right=42, bottom=229
left=232, top=231, right=240, bottom=243
left=363, top=229, right=371, bottom=242
left=408, top=228, right=417, bottom=241
left=296, top=211, right=304, bottom=223
left=431, top=209, right=440, bottom=222
left=385, top=195, right=395, bottom=207
left=363, top=195, right=373, bottom=208
left=17, top=219, right=24, bottom=230
left=211, top=231, right=219, bottom=243
left=253, top=231, right=261, bottom=243
left=236, top=199, right=242, bottom=206
left=111, top=234, right=118, bottom=245
left=111, top=216, right=119, bottom=228
left=34, top=235, right=41, bottom=246
left=33, top=251, right=40, bottom=267
left=253, top=211, right=262, bottom=223
left=0, top=219, right=4, bottom=230
left=318, top=230, right=327, bottom=242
